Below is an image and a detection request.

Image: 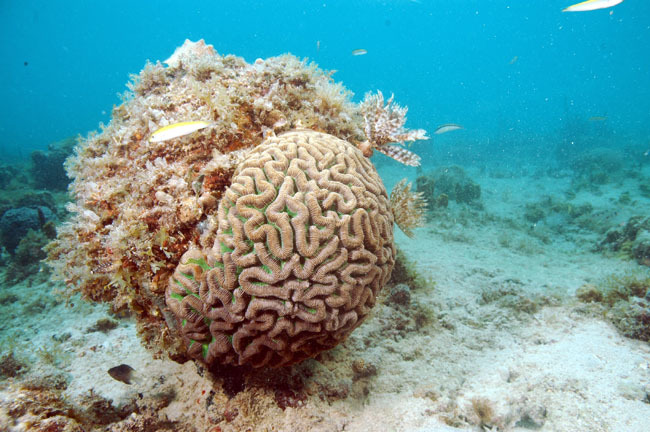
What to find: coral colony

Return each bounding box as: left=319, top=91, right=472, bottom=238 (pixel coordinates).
left=47, top=39, right=428, bottom=366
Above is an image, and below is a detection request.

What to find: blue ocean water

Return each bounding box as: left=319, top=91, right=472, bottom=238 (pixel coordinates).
left=2, top=2, right=650, bottom=430
left=1, top=0, right=649, bottom=163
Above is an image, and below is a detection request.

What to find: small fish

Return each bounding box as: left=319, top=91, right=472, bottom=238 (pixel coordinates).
left=509, top=55, right=518, bottom=65
left=149, top=121, right=211, bottom=143
left=316, top=40, right=320, bottom=52
left=434, top=124, right=463, bottom=135
left=352, top=49, right=368, bottom=56
left=589, top=116, right=607, bottom=122
left=108, top=364, right=135, bottom=385
left=563, top=0, right=623, bottom=12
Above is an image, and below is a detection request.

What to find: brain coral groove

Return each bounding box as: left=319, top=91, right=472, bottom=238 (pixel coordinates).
left=167, top=130, right=395, bottom=367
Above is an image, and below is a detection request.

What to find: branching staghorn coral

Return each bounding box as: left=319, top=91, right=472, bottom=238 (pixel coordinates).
left=46, top=39, right=427, bottom=362
left=167, top=130, right=395, bottom=367
left=359, top=91, right=429, bottom=166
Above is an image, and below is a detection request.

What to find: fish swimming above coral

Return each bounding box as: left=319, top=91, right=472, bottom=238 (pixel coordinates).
left=563, top=0, right=624, bottom=12
left=149, top=121, right=212, bottom=142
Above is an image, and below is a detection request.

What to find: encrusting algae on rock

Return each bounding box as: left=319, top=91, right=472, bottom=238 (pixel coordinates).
left=46, top=39, right=429, bottom=365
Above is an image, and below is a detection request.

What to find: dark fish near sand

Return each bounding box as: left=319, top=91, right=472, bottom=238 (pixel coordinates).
left=434, top=124, right=463, bottom=135
left=108, top=364, right=135, bottom=384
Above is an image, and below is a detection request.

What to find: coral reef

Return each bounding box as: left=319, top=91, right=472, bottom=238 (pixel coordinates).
left=30, top=136, right=76, bottom=190
left=576, top=274, right=650, bottom=341
left=523, top=196, right=595, bottom=232
left=417, top=166, right=480, bottom=206
left=569, top=147, right=626, bottom=188
left=12, top=190, right=57, bottom=212
left=0, top=385, right=143, bottom=431
left=0, top=164, right=20, bottom=190
left=167, top=130, right=395, bottom=367
left=46, top=40, right=426, bottom=362
left=4, top=229, right=53, bottom=285
left=0, top=206, right=55, bottom=253
left=415, top=175, right=450, bottom=211
left=0, top=352, right=26, bottom=379
left=599, top=216, right=650, bottom=266
left=479, top=284, right=558, bottom=316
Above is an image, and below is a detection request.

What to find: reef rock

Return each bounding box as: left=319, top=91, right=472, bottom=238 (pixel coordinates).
left=0, top=206, right=54, bottom=252
left=30, top=137, right=76, bottom=190
left=570, top=147, right=626, bottom=187
left=164, top=38, right=216, bottom=68
left=417, top=165, right=480, bottom=205
left=46, top=40, right=426, bottom=363
left=600, top=216, right=650, bottom=266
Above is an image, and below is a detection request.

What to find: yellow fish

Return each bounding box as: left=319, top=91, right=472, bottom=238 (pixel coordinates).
left=149, top=121, right=211, bottom=143
left=563, top=0, right=623, bottom=12
left=352, top=49, right=368, bottom=56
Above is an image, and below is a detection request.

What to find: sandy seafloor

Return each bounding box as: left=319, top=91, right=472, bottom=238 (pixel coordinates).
left=1, top=160, right=649, bottom=432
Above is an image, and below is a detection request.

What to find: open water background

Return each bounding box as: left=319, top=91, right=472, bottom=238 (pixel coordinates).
left=1, top=0, right=649, bottom=165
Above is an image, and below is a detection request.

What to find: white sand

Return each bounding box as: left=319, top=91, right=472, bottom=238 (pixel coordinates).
left=1, top=164, right=649, bottom=431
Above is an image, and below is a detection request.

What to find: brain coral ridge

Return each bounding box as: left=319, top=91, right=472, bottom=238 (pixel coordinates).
left=166, top=130, right=395, bottom=367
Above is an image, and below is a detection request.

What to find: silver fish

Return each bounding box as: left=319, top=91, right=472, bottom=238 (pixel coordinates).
left=434, top=124, right=463, bottom=135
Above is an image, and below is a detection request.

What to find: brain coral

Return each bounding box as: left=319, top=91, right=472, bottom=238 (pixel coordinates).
left=166, top=130, right=395, bottom=367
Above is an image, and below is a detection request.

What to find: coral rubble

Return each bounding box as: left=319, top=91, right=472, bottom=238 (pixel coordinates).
left=46, top=40, right=427, bottom=363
